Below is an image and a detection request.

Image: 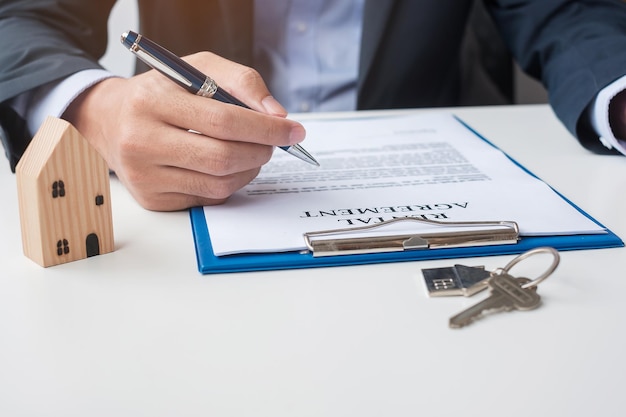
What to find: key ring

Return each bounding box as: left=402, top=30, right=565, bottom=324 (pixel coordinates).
left=495, top=246, right=560, bottom=289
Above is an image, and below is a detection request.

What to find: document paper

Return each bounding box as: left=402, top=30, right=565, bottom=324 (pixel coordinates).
left=202, top=113, right=605, bottom=256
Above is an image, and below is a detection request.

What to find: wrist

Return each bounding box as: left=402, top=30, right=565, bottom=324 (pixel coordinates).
left=62, top=77, right=126, bottom=159
left=608, top=89, right=626, bottom=141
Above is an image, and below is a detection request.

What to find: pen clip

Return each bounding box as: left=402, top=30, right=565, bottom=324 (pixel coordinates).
left=122, top=32, right=194, bottom=89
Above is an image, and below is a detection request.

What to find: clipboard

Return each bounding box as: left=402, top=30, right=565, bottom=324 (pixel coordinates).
left=189, top=115, right=624, bottom=274
left=189, top=205, right=622, bottom=274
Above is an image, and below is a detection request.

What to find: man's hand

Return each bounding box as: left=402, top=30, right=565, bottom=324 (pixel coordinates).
left=63, top=52, right=306, bottom=211
left=609, top=88, right=626, bottom=141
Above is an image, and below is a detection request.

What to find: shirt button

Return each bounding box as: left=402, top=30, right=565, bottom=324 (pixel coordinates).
left=295, top=21, right=308, bottom=33
left=299, top=101, right=311, bottom=112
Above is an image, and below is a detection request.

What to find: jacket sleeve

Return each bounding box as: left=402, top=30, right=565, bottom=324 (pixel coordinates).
left=487, top=0, right=626, bottom=154
left=0, top=0, right=117, bottom=102
left=0, top=0, right=117, bottom=169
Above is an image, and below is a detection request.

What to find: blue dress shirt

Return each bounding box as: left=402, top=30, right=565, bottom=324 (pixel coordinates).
left=253, top=0, right=364, bottom=113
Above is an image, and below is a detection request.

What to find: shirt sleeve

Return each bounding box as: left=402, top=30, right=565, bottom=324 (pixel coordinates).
left=9, top=69, right=116, bottom=137
left=590, top=74, right=626, bottom=156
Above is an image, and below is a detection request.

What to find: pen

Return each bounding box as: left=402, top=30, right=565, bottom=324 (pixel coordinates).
left=120, top=30, right=319, bottom=166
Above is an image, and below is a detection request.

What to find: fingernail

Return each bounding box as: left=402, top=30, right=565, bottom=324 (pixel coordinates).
left=262, top=96, right=287, bottom=116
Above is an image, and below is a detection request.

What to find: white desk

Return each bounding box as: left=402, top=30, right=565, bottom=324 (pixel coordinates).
left=2, top=105, right=625, bottom=417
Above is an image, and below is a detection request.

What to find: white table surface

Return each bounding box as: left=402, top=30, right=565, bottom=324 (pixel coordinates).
left=2, top=105, right=625, bottom=417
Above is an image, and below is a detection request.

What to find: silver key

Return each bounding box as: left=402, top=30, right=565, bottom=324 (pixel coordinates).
left=449, top=273, right=541, bottom=328
left=422, top=264, right=491, bottom=297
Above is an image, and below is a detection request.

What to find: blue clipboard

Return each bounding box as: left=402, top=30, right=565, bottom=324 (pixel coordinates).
left=189, top=206, right=622, bottom=274
left=189, top=116, right=624, bottom=274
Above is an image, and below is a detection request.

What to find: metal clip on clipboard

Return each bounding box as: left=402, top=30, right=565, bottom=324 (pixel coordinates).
left=303, top=217, right=520, bottom=257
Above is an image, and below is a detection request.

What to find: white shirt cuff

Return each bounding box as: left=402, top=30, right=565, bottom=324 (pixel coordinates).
left=12, top=69, right=116, bottom=136
left=591, top=74, right=626, bottom=155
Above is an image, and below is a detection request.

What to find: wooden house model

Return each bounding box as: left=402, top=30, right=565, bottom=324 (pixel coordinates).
left=16, top=116, right=114, bottom=267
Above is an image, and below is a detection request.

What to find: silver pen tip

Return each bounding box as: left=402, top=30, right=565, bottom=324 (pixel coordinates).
left=286, top=144, right=320, bottom=166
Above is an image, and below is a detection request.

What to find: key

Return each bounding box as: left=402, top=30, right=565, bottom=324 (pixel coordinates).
left=422, top=264, right=491, bottom=297
left=449, top=273, right=541, bottom=328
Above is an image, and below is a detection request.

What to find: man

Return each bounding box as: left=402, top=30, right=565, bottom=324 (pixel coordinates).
left=1, top=0, right=626, bottom=211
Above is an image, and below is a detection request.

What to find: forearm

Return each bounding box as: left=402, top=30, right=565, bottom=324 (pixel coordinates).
left=488, top=0, right=626, bottom=145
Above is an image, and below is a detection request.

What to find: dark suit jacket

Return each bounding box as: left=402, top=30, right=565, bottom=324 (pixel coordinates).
left=2, top=0, right=626, bottom=170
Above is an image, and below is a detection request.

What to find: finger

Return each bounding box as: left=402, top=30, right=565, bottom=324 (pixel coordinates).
left=165, top=130, right=275, bottom=176
left=128, top=72, right=305, bottom=148
left=117, top=123, right=275, bottom=176
left=133, top=191, right=228, bottom=212
left=184, top=52, right=288, bottom=116
left=159, top=164, right=261, bottom=198
left=119, top=164, right=261, bottom=211
left=130, top=52, right=306, bottom=146
left=156, top=90, right=306, bottom=148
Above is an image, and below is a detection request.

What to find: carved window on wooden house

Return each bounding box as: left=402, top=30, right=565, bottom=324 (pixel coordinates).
left=52, top=180, right=66, bottom=198
left=56, top=239, right=70, bottom=256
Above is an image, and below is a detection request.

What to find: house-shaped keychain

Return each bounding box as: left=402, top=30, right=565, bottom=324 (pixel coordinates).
left=16, top=116, right=114, bottom=267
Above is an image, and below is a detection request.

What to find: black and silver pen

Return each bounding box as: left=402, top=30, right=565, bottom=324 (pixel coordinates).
left=120, top=30, right=319, bottom=166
